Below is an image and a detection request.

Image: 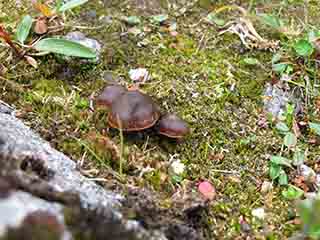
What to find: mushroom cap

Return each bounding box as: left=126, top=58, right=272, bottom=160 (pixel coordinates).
left=108, top=90, right=161, bottom=131
left=157, top=113, right=189, bottom=138
left=96, top=85, right=126, bottom=108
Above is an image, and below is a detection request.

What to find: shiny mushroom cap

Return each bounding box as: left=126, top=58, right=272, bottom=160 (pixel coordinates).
left=157, top=113, right=189, bottom=138
left=96, top=85, right=126, bottom=108
left=108, top=90, right=161, bottom=131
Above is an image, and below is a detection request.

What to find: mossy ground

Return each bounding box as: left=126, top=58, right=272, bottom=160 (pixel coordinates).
left=1, top=0, right=320, bottom=239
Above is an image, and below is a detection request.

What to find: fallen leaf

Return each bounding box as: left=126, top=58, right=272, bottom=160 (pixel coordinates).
left=0, top=25, right=13, bottom=45
left=34, top=17, right=48, bottom=35
left=0, top=25, right=22, bottom=55
left=24, top=56, right=38, bottom=68
left=208, top=152, right=225, bottom=162
left=198, top=181, right=216, bottom=200
left=292, top=176, right=309, bottom=192
left=33, top=2, right=54, bottom=17
left=87, top=132, right=120, bottom=162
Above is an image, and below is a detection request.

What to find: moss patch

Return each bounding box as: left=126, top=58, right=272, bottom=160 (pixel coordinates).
left=2, top=0, right=320, bottom=238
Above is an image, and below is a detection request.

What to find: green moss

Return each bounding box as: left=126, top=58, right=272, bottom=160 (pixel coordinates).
left=2, top=0, right=320, bottom=238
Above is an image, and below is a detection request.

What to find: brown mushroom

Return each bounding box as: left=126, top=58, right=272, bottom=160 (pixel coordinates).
left=95, top=84, right=126, bottom=108
left=157, top=113, right=189, bottom=138
left=108, top=90, right=161, bottom=131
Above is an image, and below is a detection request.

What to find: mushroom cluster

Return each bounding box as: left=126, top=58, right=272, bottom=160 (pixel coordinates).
left=96, top=84, right=189, bottom=139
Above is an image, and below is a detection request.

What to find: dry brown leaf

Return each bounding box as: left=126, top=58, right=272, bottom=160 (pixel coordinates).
left=24, top=56, right=38, bottom=69
left=198, top=181, right=216, bottom=200
left=292, top=118, right=301, bottom=138
left=34, top=17, right=48, bottom=35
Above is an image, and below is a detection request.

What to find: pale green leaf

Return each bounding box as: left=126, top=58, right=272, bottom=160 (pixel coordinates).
left=34, top=38, right=96, bottom=58
left=276, top=122, right=289, bottom=132
left=284, top=132, right=297, bottom=148
left=58, top=0, right=88, bottom=12
left=272, top=63, right=288, bottom=73
left=270, top=155, right=292, bottom=168
left=16, top=15, right=33, bottom=44
left=293, top=150, right=304, bottom=166
left=259, top=14, right=282, bottom=29
left=278, top=171, right=288, bottom=185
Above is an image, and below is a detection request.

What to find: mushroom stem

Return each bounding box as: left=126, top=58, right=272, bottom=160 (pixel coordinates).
left=117, top=115, right=124, bottom=176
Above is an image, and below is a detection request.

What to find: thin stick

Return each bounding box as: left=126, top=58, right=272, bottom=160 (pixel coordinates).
left=117, top=115, right=124, bottom=176
left=210, top=169, right=239, bottom=174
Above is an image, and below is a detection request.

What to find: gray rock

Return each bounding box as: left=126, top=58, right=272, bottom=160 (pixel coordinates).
left=263, top=80, right=302, bottom=119
left=0, top=112, right=122, bottom=209
left=0, top=102, right=167, bottom=240
left=0, top=191, right=71, bottom=240
left=0, top=100, right=15, bottom=115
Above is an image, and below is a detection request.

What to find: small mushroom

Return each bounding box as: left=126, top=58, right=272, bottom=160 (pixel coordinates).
left=108, top=90, right=161, bottom=131
left=157, top=113, right=189, bottom=139
left=95, top=84, right=126, bottom=108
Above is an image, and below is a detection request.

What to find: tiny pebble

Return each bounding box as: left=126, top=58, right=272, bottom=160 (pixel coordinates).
left=252, top=207, right=265, bottom=220
left=169, top=160, right=185, bottom=175
left=261, top=181, right=273, bottom=194
left=128, top=68, right=149, bottom=83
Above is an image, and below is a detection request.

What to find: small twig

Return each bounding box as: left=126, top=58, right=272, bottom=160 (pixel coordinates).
left=210, top=169, right=239, bottom=174
left=195, top=32, right=206, bottom=54
left=87, top=178, right=109, bottom=182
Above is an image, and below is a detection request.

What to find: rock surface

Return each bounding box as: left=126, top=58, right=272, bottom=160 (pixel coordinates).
left=0, top=102, right=166, bottom=240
